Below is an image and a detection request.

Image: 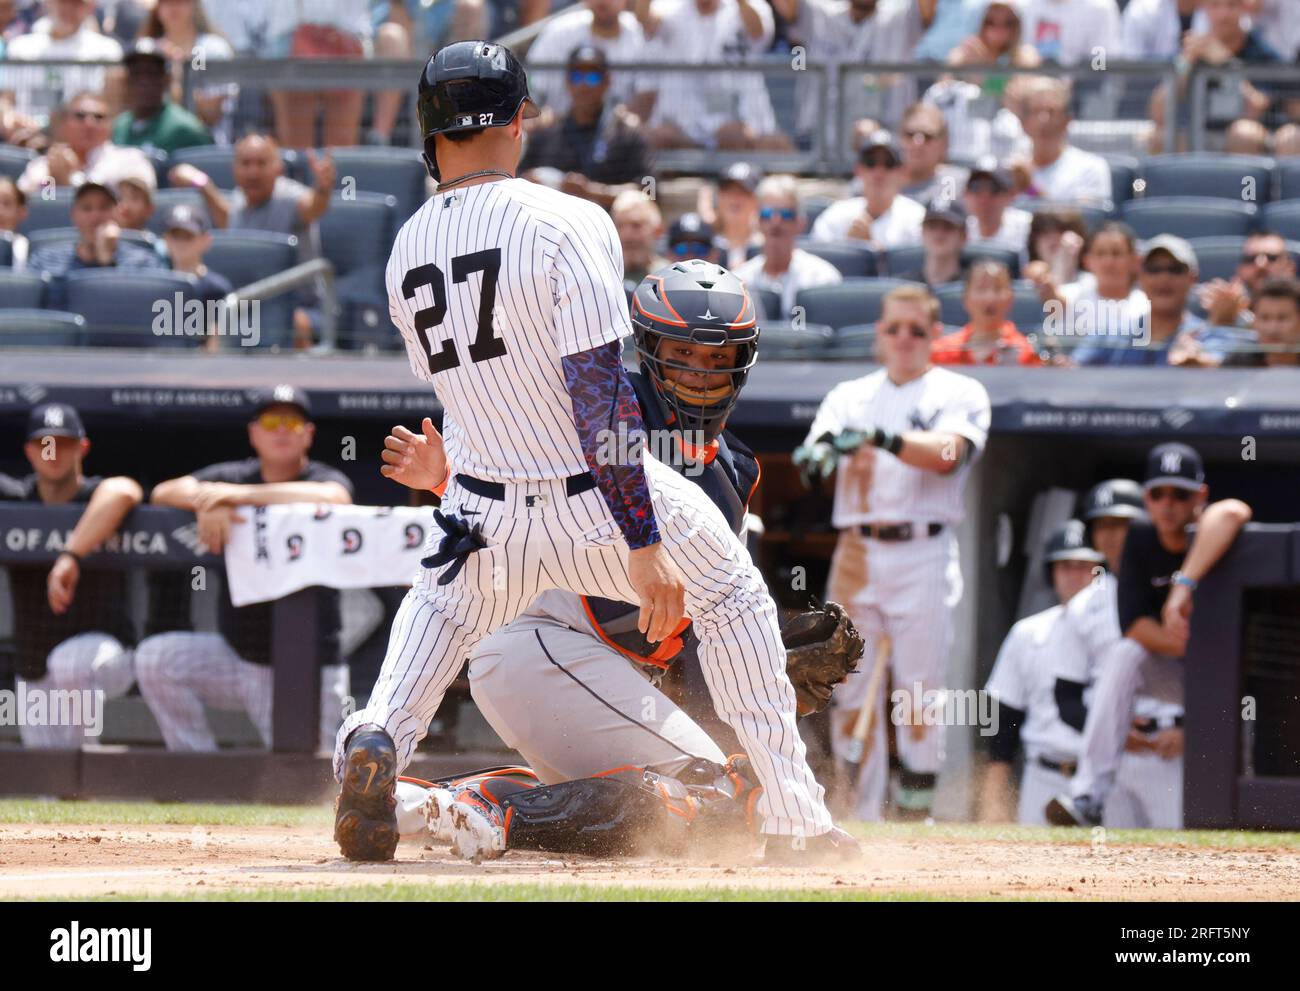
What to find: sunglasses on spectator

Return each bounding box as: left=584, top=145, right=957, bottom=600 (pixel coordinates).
left=861, top=155, right=898, bottom=170
left=1142, top=261, right=1190, bottom=276
left=1242, top=251, right=1284, bottom=264
left=568, top=69, right=606, bottom=86
left=882, top=323, right=929, bottom=339
left=72, top=110, right=108, bottom=122
left=672, top=241, right=711, bottom=257
left=255, top=412, right=306, bottom=432
left=759, top=206, right=797, bottom=221
left=1148, top=486, right=1193, bottom=503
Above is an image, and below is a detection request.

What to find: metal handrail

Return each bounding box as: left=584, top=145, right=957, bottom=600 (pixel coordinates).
left=217, top=257, right=338, bottom=350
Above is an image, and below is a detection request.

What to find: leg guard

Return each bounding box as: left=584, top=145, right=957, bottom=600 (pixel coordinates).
left=501, top=774, right=671, bottom=857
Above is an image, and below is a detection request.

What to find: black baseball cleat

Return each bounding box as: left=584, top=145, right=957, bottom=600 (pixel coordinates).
left=764, top=826, right=861, bottom=865
left=334, top=725, right=399, bottom=862
left=1045, top=793, right=1102, bottom=828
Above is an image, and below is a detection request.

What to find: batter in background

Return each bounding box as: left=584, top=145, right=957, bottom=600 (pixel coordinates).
left=795, top=283, right=991, bottom=820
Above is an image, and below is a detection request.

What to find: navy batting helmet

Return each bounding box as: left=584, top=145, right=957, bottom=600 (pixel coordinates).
left=1081, top=478, right=1146, bottom=522
left=1042, top=519, right=1106, bottom=585
left=631, top=260, right=759, bottom=443
left=417, top=41, right=538, bottom=181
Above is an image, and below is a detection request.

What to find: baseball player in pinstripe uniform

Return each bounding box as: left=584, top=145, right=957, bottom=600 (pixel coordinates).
left=795, top=283, right=991, bottom=820
left=334, top=41, right=843, bottom=862
left=980, top=520, right=1104, bottom=825
left=1047, top=446, right=1253, bottom=828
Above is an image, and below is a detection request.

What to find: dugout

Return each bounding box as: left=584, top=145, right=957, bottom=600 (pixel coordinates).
left=0, top=352, right=1297, bottom=827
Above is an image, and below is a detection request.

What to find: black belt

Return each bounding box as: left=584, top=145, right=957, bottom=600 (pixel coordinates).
left=856, top=522, right=944, bottom=541
left=1134, top=716, right=1184, bottom=734
left=1037, top=756, right=1077, bottom=776
left=455, top=471, right=597, bottom=501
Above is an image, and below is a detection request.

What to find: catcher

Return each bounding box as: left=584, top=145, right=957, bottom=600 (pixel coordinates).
left=375, top=260, right=863, bottom=861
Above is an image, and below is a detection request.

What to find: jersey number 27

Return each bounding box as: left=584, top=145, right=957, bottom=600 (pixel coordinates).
left=402, top=248, right=508, bottom=374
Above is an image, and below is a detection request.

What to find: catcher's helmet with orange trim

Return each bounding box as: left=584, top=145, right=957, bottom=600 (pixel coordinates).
left=630, top=260, right=760, bottom=442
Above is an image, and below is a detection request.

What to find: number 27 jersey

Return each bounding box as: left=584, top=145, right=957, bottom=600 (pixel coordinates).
left=386, top=177, right=631, bottom=482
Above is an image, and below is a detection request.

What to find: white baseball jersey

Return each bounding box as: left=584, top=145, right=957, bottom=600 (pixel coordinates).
left=386, top=178, right=628, bottom=482
left=804, top=366, right=991, bottom=528
left=809, top=194, right=926, bottom=249
left=985, top=605, right=1081, bottom=764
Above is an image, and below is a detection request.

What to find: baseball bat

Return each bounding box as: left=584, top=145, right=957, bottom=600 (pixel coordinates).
left=838, top=634, right=891, bottom=812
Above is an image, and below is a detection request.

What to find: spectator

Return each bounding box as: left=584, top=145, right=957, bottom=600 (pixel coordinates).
left=112, top=39, right=213, bottom=154
left=364, top=6, right=427, bottom=147
left=898, top=103, right=968, bottom=207
left=699, top=161, right=763, bottom=271
left=1121, top=0, right=1202, bottom=60
left=379, top=0, right=488, bottom=67
left=1247, top=0, right=1300, bottom=60
left=264, top=0, right=371, bottom=149
left=666, top=211, right=721, bottom=263
left=1222, top=277, right=1300, bottom=367
left=811, top=130, right=925, bottom=248
left=635, top=0, right=790, bottom=151
left=963, top=156, right=1031, bottom=258
left=922, top=75, right=1030, bottom=164
left=137, top=386, right=354, bottom=753
left=0, top=176, right=30, bottom=268
left=1011, top=76, right=1111, bottom=206
left=201, top=0, right=269, bottom=55
left=947, top=1, right=1042, bottom=94
left=0, top=0, right=41, bottom=42
left=0, top=403, right=140, bottom=749
left=217, top=134, right=336, bottom=348
left=1223, top=117, right=1270, bottom=155
left=612, top=189, right=668, bottom=284
left=518, top=45, right=653, bottom=210
left=112, top=160, right=156, bottom=232
left=138, top=0, right=237, bottom=145
left=732, top=173, right=841, bottom=318
left=1199, top=230, right=1297, bottom=328
left=162, top=202, right=232, bottom=309
left=772, top=0, right=934, bottom=147
left=933, top=259, right=1041, bottom=364
left=528, top=0, right=645, bottom=119
left=1274, top=123, right=1300, bottom=158
left=893, top=198, right=968, bottom=288
left=29, top=179, right=166, bottom=309
left=914, top=0, right=983, bottom=61
left=1025, top=205, right=1085, bottom=287
left=17, top=91, right=155, bottom=198
left=1019, top=0, right=1121, bottom=65
left=4, top=0, right=124, bottom=120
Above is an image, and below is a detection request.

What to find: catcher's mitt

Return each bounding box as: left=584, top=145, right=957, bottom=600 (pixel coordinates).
left=781, top=599, right=864, bottom=715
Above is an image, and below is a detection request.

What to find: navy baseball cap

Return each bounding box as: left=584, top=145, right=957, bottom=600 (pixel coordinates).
left=251, top=384, right=312, bottom=419
left=966, top=155, right=1013, bottom=192
left=668, top=212, right=715, bottom=247
left=718, top=162, right=762, bottom=195
left=1144, top=442, right=1205, bottom=491
left=924, top=198, right=967, bottom=227
left=858, top=130, right=902, bottom=167
left=163, top=203, right=210, bottom=236
left=27, top=402, right=85, bottom=442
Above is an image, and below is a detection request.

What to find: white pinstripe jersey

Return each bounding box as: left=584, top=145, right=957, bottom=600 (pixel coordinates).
left=386, top=178, right=629, bottom=482
left=985, top=604, right=1081, bottom=763
left=803, top=366, right=991, bottom=527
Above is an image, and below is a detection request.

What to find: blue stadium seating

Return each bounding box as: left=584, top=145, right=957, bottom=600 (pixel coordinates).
left=1261, top=201, right=1300, bottom=242
left=754, top=322, right=833, bottom=359
left=18, top=187, right=74, bottom=234
left=64, top=269, right=200, bottom=347
left=797, top=239, right=878, bottom=278
left=795, top=278, right=919, bottom=331
left=327, top=147, right=428, bottom=222
left=825, top=324, right=876, bottom=360
left=883, top=244, right=1020, bottom=280
left=752, top=286, right=783, bottom=321
left=1025, top=200, right=1113, bottom=232
left=318, top=192, right=397, bottom=348
left=201, top=230, right=299, bottom=339
left=141, top=147, right=170, bottom=189
left=0, top=309, right=85, bottom=346
left=1187, top=237, right=1248, bottom=282
left=934, top=280, right=1045, bottom=331
left=0, top=145, right=34, bottom=182
left=0, top=269, right=49, bottom=308
left=0, top=232, right=12, bottom=267
left=1121, top=197, right=1257, bottom=239
left=803, top=196, right=834, bottom=230
left=26, top=227, right=157, bottom=254
left=1103, top=154, right=1140, bottom=205
left=149, top=188, right=208, bottom=234
left=170, top=146, right=302, bottom=190
left=1139, top=154, right=1274, bottom=201
left=1278, top=159, right=1300, bottom=201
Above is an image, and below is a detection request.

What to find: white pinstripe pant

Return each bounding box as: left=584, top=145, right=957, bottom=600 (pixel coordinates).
left=335, top=457, right=833, bottom=837
left=16, top=632, right=134, bottom=749
left=135, top=631, right=349, bottom=752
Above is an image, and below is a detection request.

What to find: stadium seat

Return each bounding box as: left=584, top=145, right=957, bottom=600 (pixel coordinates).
left=795, top=278, right=918, bottom=331
left=825, top=324, right=876, bottom=360
left=141, top=147, right=170, bottom=189
left=26, top=227, right=157, bottom=254
left=1120, top=197, right=1257, bottom=239
left=327, top=147, right=428, bottom=222
left=963, top=243, right=1021, bottom=279
left=0, top=269, right=49, bottom=308
left=1186, top=237, right=1247, bottom=282
left=936, top=281, right=1045, bottom=332
left=754, top=322, right=833, bottom=359
left=883, top=246, right=924, bottom=276
left=1103, top=154, right=1140, bottom=205
left=1026, top=200, right=1113, bottom=232
left=169, top=146, right=302, bottom=190
left=752, top=286, right=783, bottom=321
left=0, top=309, right=85, bottom=346
left=803, top=196, right=834, bottom=230
left=1139, top=153, right=1274, bottom=201
left=796, top=239, right=878, bottom=278
left=64, top=269, right=200, bottom=347
left=18, top=187, right=74, bottom=234
left=148, top=188, right=207, bottom=234
left=318, top=192, right=397, bottom=348
left=934, top=283, right=967, bottom=326
left=1261, top=201, right=1300, bottom=242
left=0, top=144, right=34, bottom=181
left=0, top=231, right=12, bottom=267
left=1278, top=159, right=1300, bottom=201
left=203, top=230, right=299, bottom=339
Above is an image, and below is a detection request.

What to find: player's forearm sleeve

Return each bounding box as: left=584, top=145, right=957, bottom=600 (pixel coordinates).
left=988, top=702, right=1024, bottom=763
left=562, top=341, right=660, bottom=550
left=1054, top=678, right=1088, bottom=732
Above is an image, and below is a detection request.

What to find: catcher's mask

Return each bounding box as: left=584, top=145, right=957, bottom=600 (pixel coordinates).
left=631, top=260, right=759, bottom=443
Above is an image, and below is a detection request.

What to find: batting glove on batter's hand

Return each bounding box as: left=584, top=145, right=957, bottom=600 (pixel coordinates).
left=781, top=599, right=865, bottom=715
left=792, top=441, right=839, bottom=488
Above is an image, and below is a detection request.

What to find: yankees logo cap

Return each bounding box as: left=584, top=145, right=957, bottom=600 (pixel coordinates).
left=1143, top=442, right=1205, bottom=491
left=251, top=384, right=312, bottom=420
left=26, top=402, right=86, bottom=442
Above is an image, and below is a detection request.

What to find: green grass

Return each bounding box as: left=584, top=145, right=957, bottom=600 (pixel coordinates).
left=839, top=819, right=1300, bottom=850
